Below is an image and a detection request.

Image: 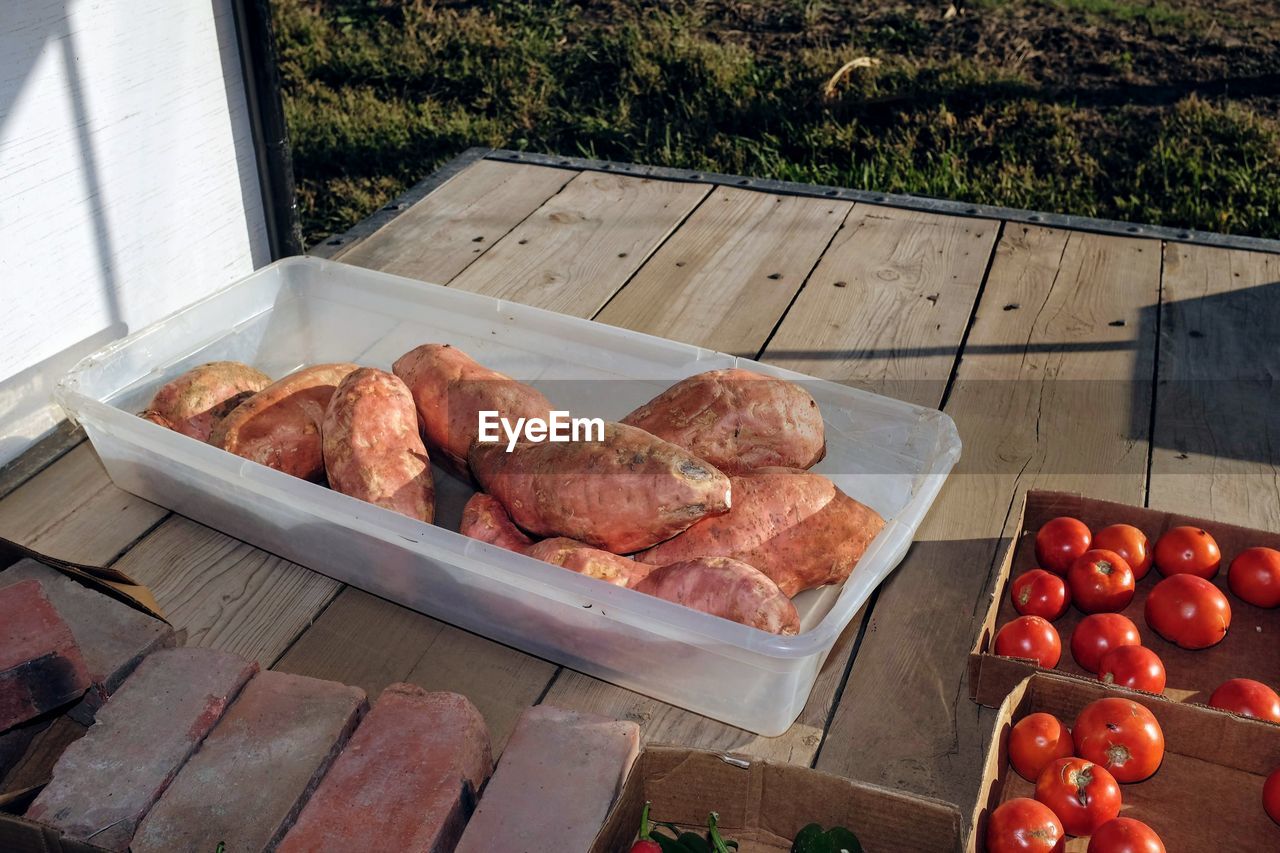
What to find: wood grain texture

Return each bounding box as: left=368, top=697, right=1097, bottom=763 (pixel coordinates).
left=333, top=159, right=575, bottom=283
left=594, top=187, right=852, bottom=356
left=763, top=205, right=998, bottom=406
left=815, top=226, right=1160, bottom=820
left=448, top=170, right=710, bottom=317
left=1150, top=243, right=1280, bottom=529
left=0, top=443, right=166, bottom=564
left=111, top=516, right=340, bottom=666
left=541, top=206, right=998, bottom=761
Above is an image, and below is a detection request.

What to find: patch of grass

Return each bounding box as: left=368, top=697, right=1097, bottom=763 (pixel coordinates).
left=1048, top=0, right=1189, bottom=30
left=275, top=0, right=1280, bottom=244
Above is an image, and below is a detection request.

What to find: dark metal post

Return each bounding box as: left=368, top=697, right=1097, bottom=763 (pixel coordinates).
left=231, top=0, right=304, bottom=258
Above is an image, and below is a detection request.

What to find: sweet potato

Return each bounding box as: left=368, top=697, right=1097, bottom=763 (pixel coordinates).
left=392, top=344, right=552, bottom=474
left=469, top=421, right=731, bottom=554
left=212, top=363, right=359, bottom=481
left=636, top=467, right=884, bottom=596
left=460, top=493, right=535, bottom=552
left=322, top=368, right=434, bottom=522
left=632, top=557, right=800, bottom=635
left=141, top=361, right=272, bottom=442
left=620, top=368, right=825, bottom=474
left=522, top=538, right=655, bottom=587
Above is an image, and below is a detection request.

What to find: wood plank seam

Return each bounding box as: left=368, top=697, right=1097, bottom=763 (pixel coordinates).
left=1142, top=241, right=1168, bottom=508
left=748, top=204, right=863, bottom=360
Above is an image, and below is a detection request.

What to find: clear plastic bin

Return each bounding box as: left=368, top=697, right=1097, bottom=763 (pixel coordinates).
left=56, top=257, right=960, bottom=734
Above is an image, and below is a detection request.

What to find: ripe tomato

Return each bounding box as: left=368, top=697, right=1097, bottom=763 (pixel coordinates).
left=1035, top=757, right=1122, bottom=837
left=1036, top=517, right=1092, bottom=576
left=1154, top=526, right=1221, bottom=579
left=1265, top=766, right=1280, bottom=826
left=1208, top=678, right=1280, bottom=722
left=1068, top=549, right=1135, bottom=613
left=1073, top=697, right=1165, bottom=783
left=1228, top=546, right=1280, bottom=609
left=986, top=798, right=1065, bottom=853
left=1093, top=524, right=1153, bottom=580
left=1098, top=645, right=1166, bottom=694
left=1012, top=570, right=1071, bottom=621
left=995, top=616, right=1062, bottom=668
left=1144, top=574, right=1231, bottom=649
left=1009, top=712, right=1074, bottom=781
left=1086, top=818, right=1166, bottom=853
left=1070, top=613, right=1141, bottom=674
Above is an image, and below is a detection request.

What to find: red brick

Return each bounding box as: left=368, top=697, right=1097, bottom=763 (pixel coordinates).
left=2, top=559, right=176, bottom=723
left=0, top=580, right=91, bottom=731
left=456, top=705, right=640, bottom=853
left=279, top=684, right=492, bottom=853
left=26, top=648, right=258, bottom=851
left=131, top=670, right=366, bottom=853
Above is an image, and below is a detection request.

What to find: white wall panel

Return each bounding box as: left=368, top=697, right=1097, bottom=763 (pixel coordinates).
left=0, top=0, right=269, bottom=464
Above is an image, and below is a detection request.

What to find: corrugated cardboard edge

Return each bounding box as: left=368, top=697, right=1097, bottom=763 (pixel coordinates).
left=0, top=536, right=166, bottom=623
left=592, top=746, right=964, bottom=853
left=966, top=672, right=1280, bottom=852
left=967, top=489, right=1280, bottom=710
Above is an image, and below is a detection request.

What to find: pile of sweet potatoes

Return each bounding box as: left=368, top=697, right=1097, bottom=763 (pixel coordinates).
left=140, top=347, right=885, bottom=636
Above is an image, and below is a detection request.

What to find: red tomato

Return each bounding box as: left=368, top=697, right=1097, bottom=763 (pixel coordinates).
left=1265, top=766, right=1280, bottom=826
left=1144, top=574, right=1231, bottom=649
left=1086, top=818, right=1166, bottom=853
left=1073, top=697, right=1165, bottom=783
left=1093, top=524, right=1153, bottom=580
left=1154, top=526, right=1221, bottom=579
left=1008, top=712, right=1074, bottom=781
left=1068, top=549, right=1135, bottom=613
left=1036, top=517, right=1092, bottom=575
left=1070, top=613, right=1141, bottom=674
left=986, top=798, right=1066, bottom=853
left=995, top=616, right=1062, bottom=668
left=1098, top=645, right=1166, bottom=694
left=1011, top=570, right=1071, bottom=621
left=1208, top=678, right=1280, bottom=722
left=1035, top=757, right=1122, bottom=837
left=1228, top=547, right=1280, bottom=609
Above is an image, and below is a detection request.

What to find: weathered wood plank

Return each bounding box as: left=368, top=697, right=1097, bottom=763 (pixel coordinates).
left=0, top=443, right=166, bottom=564
left=815, top=227, right=1160, bottom=818
left=333, top=159, right=576, bottom=283
left=1149, top=243, right=1280, bottom=528
left=594, top=188, right=852, bottom=357
left=764, top=206, right=998, bottom=406
left=111, top=516, right=340, bottom=666
left=448, top=170, right=710, bottom=317
left=541, top=206, right=998, bottom=759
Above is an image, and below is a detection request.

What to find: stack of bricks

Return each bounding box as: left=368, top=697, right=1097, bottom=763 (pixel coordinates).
left=3, top=563, right=643, bottom=852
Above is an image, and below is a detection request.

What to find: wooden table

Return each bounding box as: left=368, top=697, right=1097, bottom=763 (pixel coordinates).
left=3, top=148, right=1278, bottom=831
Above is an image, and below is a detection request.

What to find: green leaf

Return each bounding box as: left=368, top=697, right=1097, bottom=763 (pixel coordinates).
left=791, top=824, right=829, bottom=853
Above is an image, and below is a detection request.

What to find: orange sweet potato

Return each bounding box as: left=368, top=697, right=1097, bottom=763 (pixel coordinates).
left=620, top=367, right=825, bottom=475
left=522, top=538, right=655, bottom=587
left=636, top=467, right=884, bottom=597
left=212, top=363, right=359, bottom=481
left=469, top=421, right=731, bottom=554
left=460, top=493, right=535, bottom=553
left=632, top=557, right=800, bottom=635
left=392, top=344, right=552, bottom=474
left=322, top=368, right=434, bottom=522
left=141, top=361, right=272, bottom=442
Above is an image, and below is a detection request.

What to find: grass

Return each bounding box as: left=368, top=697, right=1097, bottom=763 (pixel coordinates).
left=274, top=0, right=1280, bottom=245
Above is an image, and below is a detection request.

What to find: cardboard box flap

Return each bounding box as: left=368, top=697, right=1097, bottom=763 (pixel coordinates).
left=0, top=535, right=165, bottom=622
left=593, top=746, right=963, bottom=853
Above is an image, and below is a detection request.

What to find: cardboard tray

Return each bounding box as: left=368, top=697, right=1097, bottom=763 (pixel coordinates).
left=969, top=673, right=1280, bottom=851
left=969, top=490, right=1280, bottom=709
left=591, top=746, right=964, bottom=853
